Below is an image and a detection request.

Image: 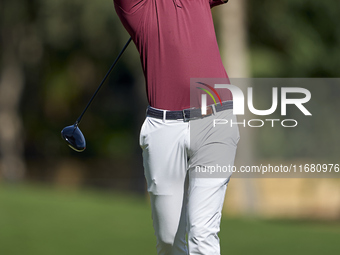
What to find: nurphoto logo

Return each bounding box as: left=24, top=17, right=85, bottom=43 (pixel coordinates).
left=198, top=83, right=312, bottom=128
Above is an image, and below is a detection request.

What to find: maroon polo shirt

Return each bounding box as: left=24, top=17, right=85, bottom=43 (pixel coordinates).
left=114, top=0, right=231, bottom=110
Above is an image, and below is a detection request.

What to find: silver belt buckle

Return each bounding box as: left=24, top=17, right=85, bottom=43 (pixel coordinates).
left=182, top=107, right=196, bottom=121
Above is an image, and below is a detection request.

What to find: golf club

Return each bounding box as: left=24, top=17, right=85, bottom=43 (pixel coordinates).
left=61, top=37, right=132, bottom=152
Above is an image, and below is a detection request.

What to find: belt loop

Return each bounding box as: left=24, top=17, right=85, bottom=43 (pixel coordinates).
left=163, top=110, right=167, bottom=122
left=182, top=109, right=188, bottom=122
left=212, top=104, right=216, bottom=115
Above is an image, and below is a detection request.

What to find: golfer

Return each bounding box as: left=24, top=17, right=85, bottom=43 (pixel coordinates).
left=114, top=1, right=239, bottom=254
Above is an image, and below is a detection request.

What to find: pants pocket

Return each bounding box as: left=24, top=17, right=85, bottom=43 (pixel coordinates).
left=139, top=117, right=149, bottom=148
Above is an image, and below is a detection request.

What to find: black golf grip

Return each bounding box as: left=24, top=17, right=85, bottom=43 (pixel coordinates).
left=75, top=37, right=132, bottom=125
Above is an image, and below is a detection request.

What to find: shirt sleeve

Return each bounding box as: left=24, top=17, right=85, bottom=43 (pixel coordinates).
left=209, top=0, right=228, bottom=8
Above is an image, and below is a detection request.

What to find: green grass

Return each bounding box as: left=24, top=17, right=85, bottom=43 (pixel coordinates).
left=0, top=184, right=339, bottom=255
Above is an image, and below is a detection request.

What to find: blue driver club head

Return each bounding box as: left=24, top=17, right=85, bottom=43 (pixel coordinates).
left=61, top=124, right=86, bottom=152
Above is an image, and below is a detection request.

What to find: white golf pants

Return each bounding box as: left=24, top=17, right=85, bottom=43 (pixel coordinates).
left=139, top=107, right=239, bottom=255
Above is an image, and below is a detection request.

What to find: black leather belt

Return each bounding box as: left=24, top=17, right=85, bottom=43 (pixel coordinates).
left=146, top=101, right=233, bottom=121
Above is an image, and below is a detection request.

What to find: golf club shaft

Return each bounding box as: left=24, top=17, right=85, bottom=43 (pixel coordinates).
left=75, top=37, right=132, bottom=125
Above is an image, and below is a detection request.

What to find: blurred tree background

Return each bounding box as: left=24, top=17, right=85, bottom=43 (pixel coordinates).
left=248, top=0, right=340, bottom=78
left=1, top=0, right=146, bottom=190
